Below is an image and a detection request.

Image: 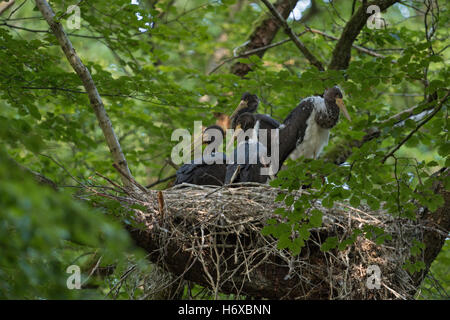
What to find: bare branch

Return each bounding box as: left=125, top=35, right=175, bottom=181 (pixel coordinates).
left=328, top=0, right=399, bottom=70
left=260, top=0, right=325, bottom=71
left=0, top=0, right=15, bottom=16
left=208, top=30, right=308, bottom=75
left=306, top=27, right=387, bottom=59
left=230, top=0, right=299, bottom=77
left=382, top=90, right=450, bottom=163
left=34, top=0, right=136, bottom=190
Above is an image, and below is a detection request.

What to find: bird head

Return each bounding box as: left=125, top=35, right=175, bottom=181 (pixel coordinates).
left=324, top=86, right=351, bottom=122
left=229, top=92, right=259, bottom=125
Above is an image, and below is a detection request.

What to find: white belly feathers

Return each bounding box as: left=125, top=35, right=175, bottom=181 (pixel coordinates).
left=289, top=97, right=330, bottom=160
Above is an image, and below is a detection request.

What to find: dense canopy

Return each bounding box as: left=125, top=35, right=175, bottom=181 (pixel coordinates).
left=0, top=0, right=448, bottom=300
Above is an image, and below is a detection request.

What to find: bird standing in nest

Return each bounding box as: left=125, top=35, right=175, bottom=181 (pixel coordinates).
left=285, top=86, right=351, bottom=161
left=224, top=87, right=351, bottom=184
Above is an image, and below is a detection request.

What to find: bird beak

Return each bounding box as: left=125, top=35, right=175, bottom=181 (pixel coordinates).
left=336, top=98, right=351, bottom=122
left=230, top=100, right=247, bottom=121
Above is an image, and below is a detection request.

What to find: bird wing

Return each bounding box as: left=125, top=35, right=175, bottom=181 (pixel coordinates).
left=254, top=114, right=281, bottom=129
left=283, top=98, right=314, bottom=146
left=174, top=163, right=198, bottom=184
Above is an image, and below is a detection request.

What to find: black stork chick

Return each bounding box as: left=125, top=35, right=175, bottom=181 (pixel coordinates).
left=174, top=125, right=227, bottom=186
left=284, top=86, right=351, bottom=161
left=229, top=92, right=260, bottom=128
left=230, top=92, right=281, bottom=130
left=225, top=113, right=270, bottom=184
left=229, top=92, right=282, bottom=156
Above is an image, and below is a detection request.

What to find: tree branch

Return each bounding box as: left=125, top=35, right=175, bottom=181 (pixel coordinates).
left=208, top=30, right=308, bottom=75
left=306, top=27, right=386, bottom=59
left=35, top=0, right=136, bottom=190
left=260, top=0, right=324, bottom=71
left=230, top=0, right=299, bottom=77
left=382, top=90, right=450, bottom=163
left=323, top=92, right=447, bottom=165
left=0, top=0, right=14, bottom=16
left=414, top=168, right=450, bottom=288
left=328, top=0, right=399, bottom=70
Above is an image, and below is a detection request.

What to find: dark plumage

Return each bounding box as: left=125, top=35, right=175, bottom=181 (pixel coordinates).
left=230, top=92, right=259, bottom=129
left=224, top=87, right=351, bottom=183
left=225, top=113, right=269, bottom=184
left=174, top=125, right=227, bottom=186
left=230, top=93, right=282, bottom=156
left=284, top=86, right=350, bottom=161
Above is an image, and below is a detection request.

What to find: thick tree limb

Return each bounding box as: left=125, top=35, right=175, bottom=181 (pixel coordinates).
left=260, top=0, right=324, bottom=71
left=328, top=0, right=399, bottom=70
left=413, top=168, right=450, bottom=288
left=0, top=0, right=14, bottom=16
left=230, top=0, right=299, bottom=77
left=35, top=0, right=135, bottom=190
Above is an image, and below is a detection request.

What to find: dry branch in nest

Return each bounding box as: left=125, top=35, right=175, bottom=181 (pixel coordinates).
left=84, top=177, right=449, bottom=300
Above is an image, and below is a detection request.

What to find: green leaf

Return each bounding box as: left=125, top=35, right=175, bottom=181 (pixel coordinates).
left=309, top=209, right=323, bottom=228
left=320, top=236, right=338, bottom=252
left=350, top=195, right=361, bottom=207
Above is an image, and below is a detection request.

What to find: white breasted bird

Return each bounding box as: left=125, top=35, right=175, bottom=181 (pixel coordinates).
left=285, top=86, right=351, bottom=161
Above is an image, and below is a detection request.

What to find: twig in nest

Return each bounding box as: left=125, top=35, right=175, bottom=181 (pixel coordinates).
left=157, top=191, right=165, bottom=220
left=146, top=174, right=176, bottom=189
left=112, top=163, right=148, bottom=194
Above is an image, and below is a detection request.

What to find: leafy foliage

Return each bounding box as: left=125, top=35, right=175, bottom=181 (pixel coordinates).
left=0, top=0, right=448, bottom=299
left=0, top=148, right=147, bottom=299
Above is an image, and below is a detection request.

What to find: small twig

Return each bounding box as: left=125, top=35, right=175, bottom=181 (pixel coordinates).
left=95, top=171, right=130, bottom=195
left=7, top=0, right=25, bottom=19
left=260, top=0, right=324, bottom=71
left=382, top=90, right=450, bottom=163
left=112, top=163, right=148, bottom=194
left=146, top=174, right=176, bottom=189
left=208, top=31, right=308, bottom=75
left=39, top=153, right=86, bottom=187
left=306, top=26, right=387, bottom=59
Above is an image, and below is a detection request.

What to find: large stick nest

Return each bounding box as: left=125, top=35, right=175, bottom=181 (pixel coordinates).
left=90, top=182, right=431, bottom=300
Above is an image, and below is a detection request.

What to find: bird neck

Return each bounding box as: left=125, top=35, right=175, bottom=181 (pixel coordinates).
left=231, top=107, right=256, bottom=128
left=315, top=98, right=339, bottom=129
